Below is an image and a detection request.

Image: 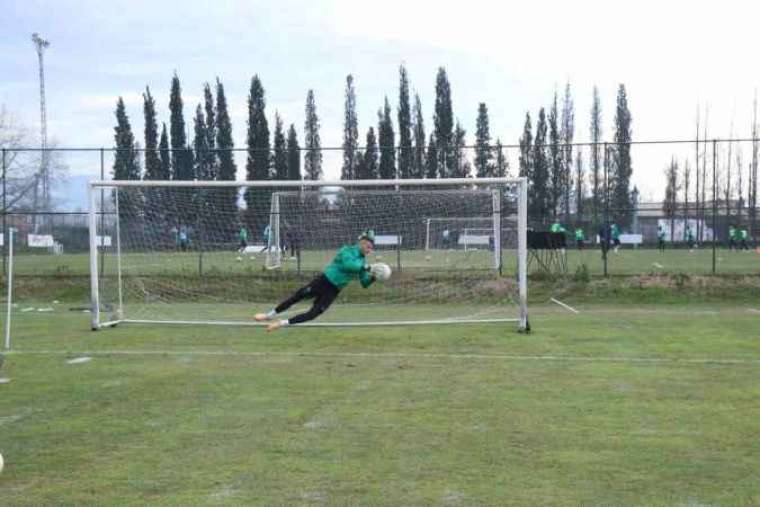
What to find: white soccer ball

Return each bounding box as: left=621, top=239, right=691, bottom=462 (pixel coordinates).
left=371, top=262, right=392, bottom=282
left=236, top=256, right=243, bottom=262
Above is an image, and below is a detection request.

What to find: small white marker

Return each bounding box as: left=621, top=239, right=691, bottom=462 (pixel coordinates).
left=66, top=357, right=92, bottom=365
left=0, top=378, right=10, bottom=384
left=37, top=308, right=54, bottom=313
left=550, top=297, right=580, bottom=314
left=652, top=262, right=664, bottom=269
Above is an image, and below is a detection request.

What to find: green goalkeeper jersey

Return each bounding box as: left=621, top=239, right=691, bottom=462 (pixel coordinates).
left=550, top=223, right=566, bottom=234
left=323, top=244, right=374, bottom=289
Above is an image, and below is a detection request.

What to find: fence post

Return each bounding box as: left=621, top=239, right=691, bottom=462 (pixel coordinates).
left=99, top=148, right=105, bottom=278
left=2, top=148, right=6, bottom=276
left=712, top=139, right=717, bottom=275
left=603, top=143, right=609, bottom=277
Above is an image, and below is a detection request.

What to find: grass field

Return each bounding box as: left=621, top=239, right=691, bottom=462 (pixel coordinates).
left=9, top=245, right=760, bottom=278
left=2, top=299, right=760, bottom=505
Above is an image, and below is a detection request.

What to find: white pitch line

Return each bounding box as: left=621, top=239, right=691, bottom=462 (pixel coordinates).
left=550, top=298, right=580, bottom=314
left=6, top=349, right=760, bottom=365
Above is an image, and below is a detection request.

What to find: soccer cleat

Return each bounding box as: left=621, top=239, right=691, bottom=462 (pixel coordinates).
left=254, top=313, right=271, bottom=322
left=266, top=321, right=282, bottom=333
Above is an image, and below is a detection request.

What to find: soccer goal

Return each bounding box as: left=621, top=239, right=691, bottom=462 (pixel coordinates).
left=88, top=178, right=528, bottom=331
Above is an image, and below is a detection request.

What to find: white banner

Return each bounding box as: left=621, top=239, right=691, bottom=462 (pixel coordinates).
left=28, top=234, right=55, bottom=248
left=97, top=235, right=112, bottom=247
left=657, top=219, right=714, bottom=241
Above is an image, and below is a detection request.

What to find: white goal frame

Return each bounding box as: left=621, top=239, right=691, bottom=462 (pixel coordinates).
left=88, top=177, right=528, bottom=331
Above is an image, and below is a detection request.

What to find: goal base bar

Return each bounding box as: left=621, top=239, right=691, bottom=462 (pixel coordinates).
left=94, top=317, right=523, bottom=329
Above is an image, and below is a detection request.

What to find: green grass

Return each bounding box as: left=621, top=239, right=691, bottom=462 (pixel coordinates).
left=2, top=302, right=760, bottom=505
left=9, top=245, right=760, bottom=278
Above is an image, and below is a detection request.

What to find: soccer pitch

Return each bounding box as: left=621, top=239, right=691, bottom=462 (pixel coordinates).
left=10, top=247, right=760, bottom=278
left=1, top=302, right=760, bottom=505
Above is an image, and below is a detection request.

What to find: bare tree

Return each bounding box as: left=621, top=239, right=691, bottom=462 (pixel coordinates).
left=663, top=158, right=680, bottom=240
left=1, top=105, right=68, bottom=212
left=736, top=144, right=744, bottom=221
left=700, top=105, right=709, bottom=242
left=575, top=147, right=584, bottom=222
left=694, top=103, right=701, bottom=242
left=724, top=131, right=733, bottom=219
left=1, top=106, right=37, bottom=210
left=750, top=92, right=758, bottom=234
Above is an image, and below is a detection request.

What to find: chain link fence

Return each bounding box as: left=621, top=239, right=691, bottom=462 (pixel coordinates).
left=2, top=140, right=759, bottom=279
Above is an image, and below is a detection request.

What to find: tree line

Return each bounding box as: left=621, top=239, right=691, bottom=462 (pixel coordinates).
left=518, top=83, right=634, bottom=228
left=112, top=67, right=634, bottom=231
left=662, top=100, right=760, bottom=241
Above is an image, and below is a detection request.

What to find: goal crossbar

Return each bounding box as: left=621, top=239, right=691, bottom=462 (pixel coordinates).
left=89, top=177, right=522, bottom=188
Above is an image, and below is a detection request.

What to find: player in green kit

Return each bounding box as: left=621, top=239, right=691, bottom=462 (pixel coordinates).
left=254, top=230, right=380, bottom=332
left=574, top=227, right=585, bottom=250
left=550, top=221, right=566, bottom=234
left=237, top=226, right=248, bottom=253
left=685, top=226, right=695, bottom=252
left=657, top=225, right=666, bottom=253
left=611, top=223, right=621, bottom=253
left=739, top=227, right=750, bottom=251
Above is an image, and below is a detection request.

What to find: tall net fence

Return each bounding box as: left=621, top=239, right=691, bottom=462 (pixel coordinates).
left=1, top=140, right=759, bottom=287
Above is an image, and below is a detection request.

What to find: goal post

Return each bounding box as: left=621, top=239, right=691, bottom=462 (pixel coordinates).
left=89, top=177, right=529, bottom=331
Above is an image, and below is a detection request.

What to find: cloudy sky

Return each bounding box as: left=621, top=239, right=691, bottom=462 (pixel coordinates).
left=2, top=0, right=760, bottom=202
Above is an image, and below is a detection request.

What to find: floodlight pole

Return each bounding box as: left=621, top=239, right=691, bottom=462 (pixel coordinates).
left=32, top=33, right=50, bottom=226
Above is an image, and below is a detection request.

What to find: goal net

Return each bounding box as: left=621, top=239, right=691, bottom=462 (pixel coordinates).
left=89, top=178, right=528, bottom=330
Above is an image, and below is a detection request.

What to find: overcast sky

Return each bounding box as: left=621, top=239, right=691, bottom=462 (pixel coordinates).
left=2, top=0, right=760, bottom=202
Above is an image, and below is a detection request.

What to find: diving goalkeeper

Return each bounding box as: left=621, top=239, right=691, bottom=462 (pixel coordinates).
left=254, top=230, right=380, bottom=332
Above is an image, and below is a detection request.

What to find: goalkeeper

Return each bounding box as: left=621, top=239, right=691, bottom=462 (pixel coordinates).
left=255, top=230, right=380, bottom=332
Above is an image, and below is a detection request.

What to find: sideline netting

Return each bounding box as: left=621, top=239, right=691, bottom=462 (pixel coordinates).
left=88, top=178, right=528, bottom=330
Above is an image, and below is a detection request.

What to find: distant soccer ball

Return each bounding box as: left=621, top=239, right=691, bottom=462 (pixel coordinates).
left=371, top=262, right=392, bottom=282
left=425, top=255, right=432, bottom=261
left=236, top=257, right=243, bottom=262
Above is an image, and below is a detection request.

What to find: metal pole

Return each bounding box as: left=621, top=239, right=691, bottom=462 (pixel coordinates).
left=712, top=139, right=717, bottom=275
left=2, top=148, right=6, bottom=276
left=4, top=228, right=14, bottom=349
left=88, top=184, right=101, bottom=330
left=99, top=148, right=105, bottom=278
left=425, top=218, right=430, bottom=251
left=603, top=143, right=609, bottom=277
left=114, top=187, right=123, bottom=320
left=517, top=177, right=529, bottom=332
